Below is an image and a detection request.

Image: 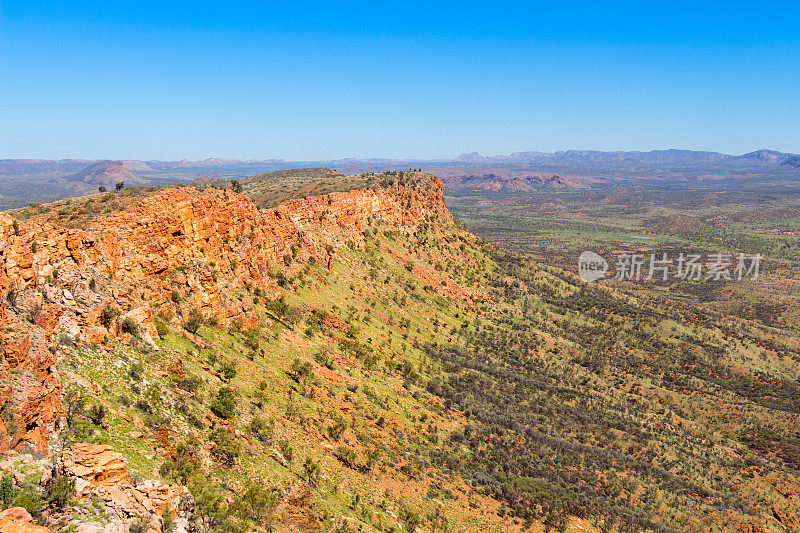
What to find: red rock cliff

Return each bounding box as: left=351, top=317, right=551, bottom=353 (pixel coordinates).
left=0, top=172, right=450, bottom=451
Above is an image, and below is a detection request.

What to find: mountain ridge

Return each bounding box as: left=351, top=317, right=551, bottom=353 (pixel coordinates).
left=65, top=160, right=149, bottom=186
left=454, top=148, right=798, bottom=165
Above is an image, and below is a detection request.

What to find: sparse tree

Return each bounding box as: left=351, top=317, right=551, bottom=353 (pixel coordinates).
left=302, top=456, right=320, bottom=486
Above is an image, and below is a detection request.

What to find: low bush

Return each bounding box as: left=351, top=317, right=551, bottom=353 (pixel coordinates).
left=184, top=309, right=204, bottom=334
left=210, top=387, right=236, bottom=419
left=121, top=317, right=139, bottom=336
left=99, top=304, right=119, bottom=327
left=210, top=428, right=240, bottom=466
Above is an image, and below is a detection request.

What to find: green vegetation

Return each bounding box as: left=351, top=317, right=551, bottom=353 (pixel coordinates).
left=238, top=168, right=384, bottom=208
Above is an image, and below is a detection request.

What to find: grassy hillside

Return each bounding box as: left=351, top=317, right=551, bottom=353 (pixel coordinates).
left=53, top=209, right=523, bottom=532
left=5, top=173, right=800, bottom=532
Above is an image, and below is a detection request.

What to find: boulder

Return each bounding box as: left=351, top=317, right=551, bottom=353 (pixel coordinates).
left=61, top=444, right=130, bottom=494
left=0, top=507, right=48, bottom=533
left=60, top=443, right=191, bottom=524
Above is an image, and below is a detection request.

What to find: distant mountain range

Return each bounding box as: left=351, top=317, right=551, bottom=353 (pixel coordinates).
left=440, top=173, right=605, bottom=192
left=453, top=148, right=798, bottom=165
left=63, top=159, right=284, bottom=186
left=1, top=149, right=799, bottom=209
left=3, top=149, right=798, bottom=178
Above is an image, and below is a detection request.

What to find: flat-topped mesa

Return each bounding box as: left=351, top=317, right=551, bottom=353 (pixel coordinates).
left=1, top=170, right=449, bottom=324
left=0, top=174, right=450, bottom=284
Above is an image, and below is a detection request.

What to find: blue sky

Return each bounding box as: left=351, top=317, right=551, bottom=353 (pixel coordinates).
left=1, top=1, right=799, bottom=160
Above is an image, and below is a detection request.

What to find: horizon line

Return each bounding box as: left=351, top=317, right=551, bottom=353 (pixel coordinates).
left=1, top=147, right=797, bottom=163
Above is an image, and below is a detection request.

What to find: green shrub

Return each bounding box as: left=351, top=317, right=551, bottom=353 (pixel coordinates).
left=46, top=476, right=74, bottom=509
left=229, top=480, right=280, bottom=526
left=184, top=309, right=203, bottom=334
left=4, top=286, right=17, bottom=309
left=314, top=350, right=334, bottom=369
left=327, top=415, right=347, bottom=441
left=87, top=403, right=106, bottom=425
left=121, top=317, right=139, bottom=336
left=365, top=447, right=381, bottom=470
left=218, top=360, right=238, bottom=381
left=289, top=357, right=312, bottom=387
left=67, top=418, right=93, bottom=443
left=249, top=417, right=274, bottom=443
left=210, top=428, right=240, bottom=466
left=162, top=507, right=175, bottom=533
left=129, top=516, right=149, bottom=533
left=12, top=488, right=41, bottom=515
left=243, top=329, right=260, bottom=351
left=155, top=320, right=170, bottom=338
left=399, top=506, right=421, bottom=532
left=334, top=446, right=357, bottom=468
left=159, top=452, right=200, bottom=485
left=210, top=387, right=236, bottom=419
left=278, top=439, right=294, bottom=463
left=302, top=457, right=320, bottom=486
left=173, top=374, right=202, bottom=393
left=135, top=400, right=152, bottom=414
left=1, top=475, right=14, bottom=508
left=128, top=361, right=145, bottom=381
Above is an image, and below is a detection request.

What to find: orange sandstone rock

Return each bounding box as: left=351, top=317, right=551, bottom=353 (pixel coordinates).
left=61, top=443, right=130, bottom=491
left=0, top=507, right=48, bottom=533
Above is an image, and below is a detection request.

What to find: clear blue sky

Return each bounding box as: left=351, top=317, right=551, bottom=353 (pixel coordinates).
left=1, top=1, right=799, bottom=160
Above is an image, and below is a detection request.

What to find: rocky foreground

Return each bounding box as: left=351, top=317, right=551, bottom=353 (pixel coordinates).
left=2, top=444, right=189, bottom=532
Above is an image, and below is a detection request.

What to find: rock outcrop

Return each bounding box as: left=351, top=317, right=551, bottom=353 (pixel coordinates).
left=61, top=443, right=130, bottom=492
left=0, top=296, right=62, bottom=454
left=62, top=444, right=191, bottom=531
left=0, top=445, right=191, bottom=533
left=0, top=507, right=49, bottom=533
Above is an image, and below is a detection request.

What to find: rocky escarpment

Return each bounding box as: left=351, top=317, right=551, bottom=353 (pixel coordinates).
left=0, top=172, right=450, bottom=453
left=0, top=297, right=61, bottom=454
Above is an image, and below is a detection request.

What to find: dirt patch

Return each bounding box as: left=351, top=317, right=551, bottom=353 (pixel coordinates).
left=280, top=330, right=314, bottom=347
